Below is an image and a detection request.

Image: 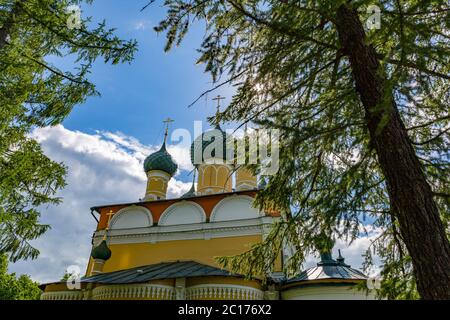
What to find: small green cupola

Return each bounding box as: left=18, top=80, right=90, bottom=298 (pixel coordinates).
left=91, top=240, right=112, bottom=261
left=143, top=118, right=178, bottom=202
left=143, top=142, right=178, bottom=176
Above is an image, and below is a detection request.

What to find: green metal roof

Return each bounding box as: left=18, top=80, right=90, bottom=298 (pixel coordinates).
left=287, top=251, right=367, bottom=283
left=288, top=264, right=367, bottom=283
left=143, top=143, right=178, bottom=175
left=81, top=261, right=238, bottom=284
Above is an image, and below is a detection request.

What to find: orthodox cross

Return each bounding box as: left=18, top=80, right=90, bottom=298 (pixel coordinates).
left=105, top=210, right=114, bottom=229
left=103, top=210, right=115, bottom=240
left=163, top=118, right=174, bottom=144
left=212, top=95, right=226, bottom=114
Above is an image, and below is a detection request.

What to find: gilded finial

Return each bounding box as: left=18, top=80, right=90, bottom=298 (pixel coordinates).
left=212, top=95, right=225, bottom=115
left=212, top=95, right=225, bottom=128
left=163, top=118, right=174, bottom=145
left=103, top=210, right=115, bottom=240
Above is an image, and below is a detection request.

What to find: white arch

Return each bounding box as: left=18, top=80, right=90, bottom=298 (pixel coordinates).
left=159, top=201, right=206, bottom=226
left=210, top=195, right=263, bottom=222
left=110, top=206, right=153, bottom=230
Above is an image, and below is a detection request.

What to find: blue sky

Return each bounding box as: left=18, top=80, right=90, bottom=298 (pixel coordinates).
left=64, top=0, right=233, bottom=144
left=8, top=1, right=379, bottom=282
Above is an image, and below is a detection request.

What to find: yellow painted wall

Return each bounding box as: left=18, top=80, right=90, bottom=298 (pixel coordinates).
left=86, top=236, right=283, bottom=277
left=145, top=170, right=170, bottom=200
left=97, top=235, right=262, bottom=275
left=86, top=257, right=94, bottom=277
left=197, top=164, right=232, bottom=194
left=236, top=167, right=257, bottom=190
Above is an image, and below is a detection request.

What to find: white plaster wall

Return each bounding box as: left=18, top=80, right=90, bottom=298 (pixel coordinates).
left=110, top=206, right=153, bottom=229
left=211, top=196, right=262, bottom=222
left=282, top=285, right=377, bottom=300
left=159, top=202, right=206, bottom=226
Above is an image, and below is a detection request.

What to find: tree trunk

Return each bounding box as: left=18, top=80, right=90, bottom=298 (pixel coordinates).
left=335, top=4, right=450, bottom=300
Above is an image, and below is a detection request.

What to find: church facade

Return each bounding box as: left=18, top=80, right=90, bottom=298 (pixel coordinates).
left=40, top=123, right=374, bottom=300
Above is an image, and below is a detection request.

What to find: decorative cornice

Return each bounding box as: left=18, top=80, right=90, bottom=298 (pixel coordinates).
left=147, top=170, right=171, bottom=179
left=91, top=190, right=258, bottom=213
left=93, top=216, right=277, bottom=246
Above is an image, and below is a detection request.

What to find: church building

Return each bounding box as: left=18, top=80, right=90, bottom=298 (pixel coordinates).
left=40, top=117, right=374, bottom=300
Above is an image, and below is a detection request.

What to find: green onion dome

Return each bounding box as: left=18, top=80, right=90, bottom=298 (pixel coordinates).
left=144, top=143, right=178, bottom=176
left=190, top=125, right=234, bottom=165
left=91, top=240, right=112, bottom=261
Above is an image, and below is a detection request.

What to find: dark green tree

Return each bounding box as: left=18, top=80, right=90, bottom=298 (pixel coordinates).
left=0, top=254, right=41, bottom=300
left=0, top=0, right=136, bottom=262
left=154, top=0, right=450, bottom=299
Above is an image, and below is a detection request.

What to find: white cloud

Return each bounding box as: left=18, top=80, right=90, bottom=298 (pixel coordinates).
left=100, top=130, right=194, bottom=173
left=333, top=226, right=383, bottom=275
left=289, top=225, right=383, bottom=276
left=167, top=144, right=195, bottom=173
left=9, top=125, right=191, bottom=283
left=168, top=179, right=194, bottom=199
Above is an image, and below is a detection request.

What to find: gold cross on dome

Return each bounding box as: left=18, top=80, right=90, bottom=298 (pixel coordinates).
left=102, top=210, right=115, bottom=240
left=163, top=118, right=175, bottom=144
left=105, top=210, right=114, bottom=229
left=212, top=95, right=226, bottom=114
left=163, top=117, right=174, bottom=126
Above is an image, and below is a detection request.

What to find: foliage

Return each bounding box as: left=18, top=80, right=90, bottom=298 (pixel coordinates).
left=0, top=254, right=41, bottom=300
left=153, top=0, right=450, bottom=299
left=0, top=0, right=136, bottom=262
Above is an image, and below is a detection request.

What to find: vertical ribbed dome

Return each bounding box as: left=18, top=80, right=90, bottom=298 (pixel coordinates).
left=190, top=125, right=233, bottom=165
left=143, top=143, right=178, bottom=175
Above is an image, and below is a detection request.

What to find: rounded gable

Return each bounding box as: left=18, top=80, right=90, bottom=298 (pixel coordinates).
left=210, top=195, right=262, bottom=222
left=159, top=201, right=206, bottom=226
left=110, top=206, right=153, bottom=230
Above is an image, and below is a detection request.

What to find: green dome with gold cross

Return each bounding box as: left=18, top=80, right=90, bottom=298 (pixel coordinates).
left=144, top=143, right=178, bottom=176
